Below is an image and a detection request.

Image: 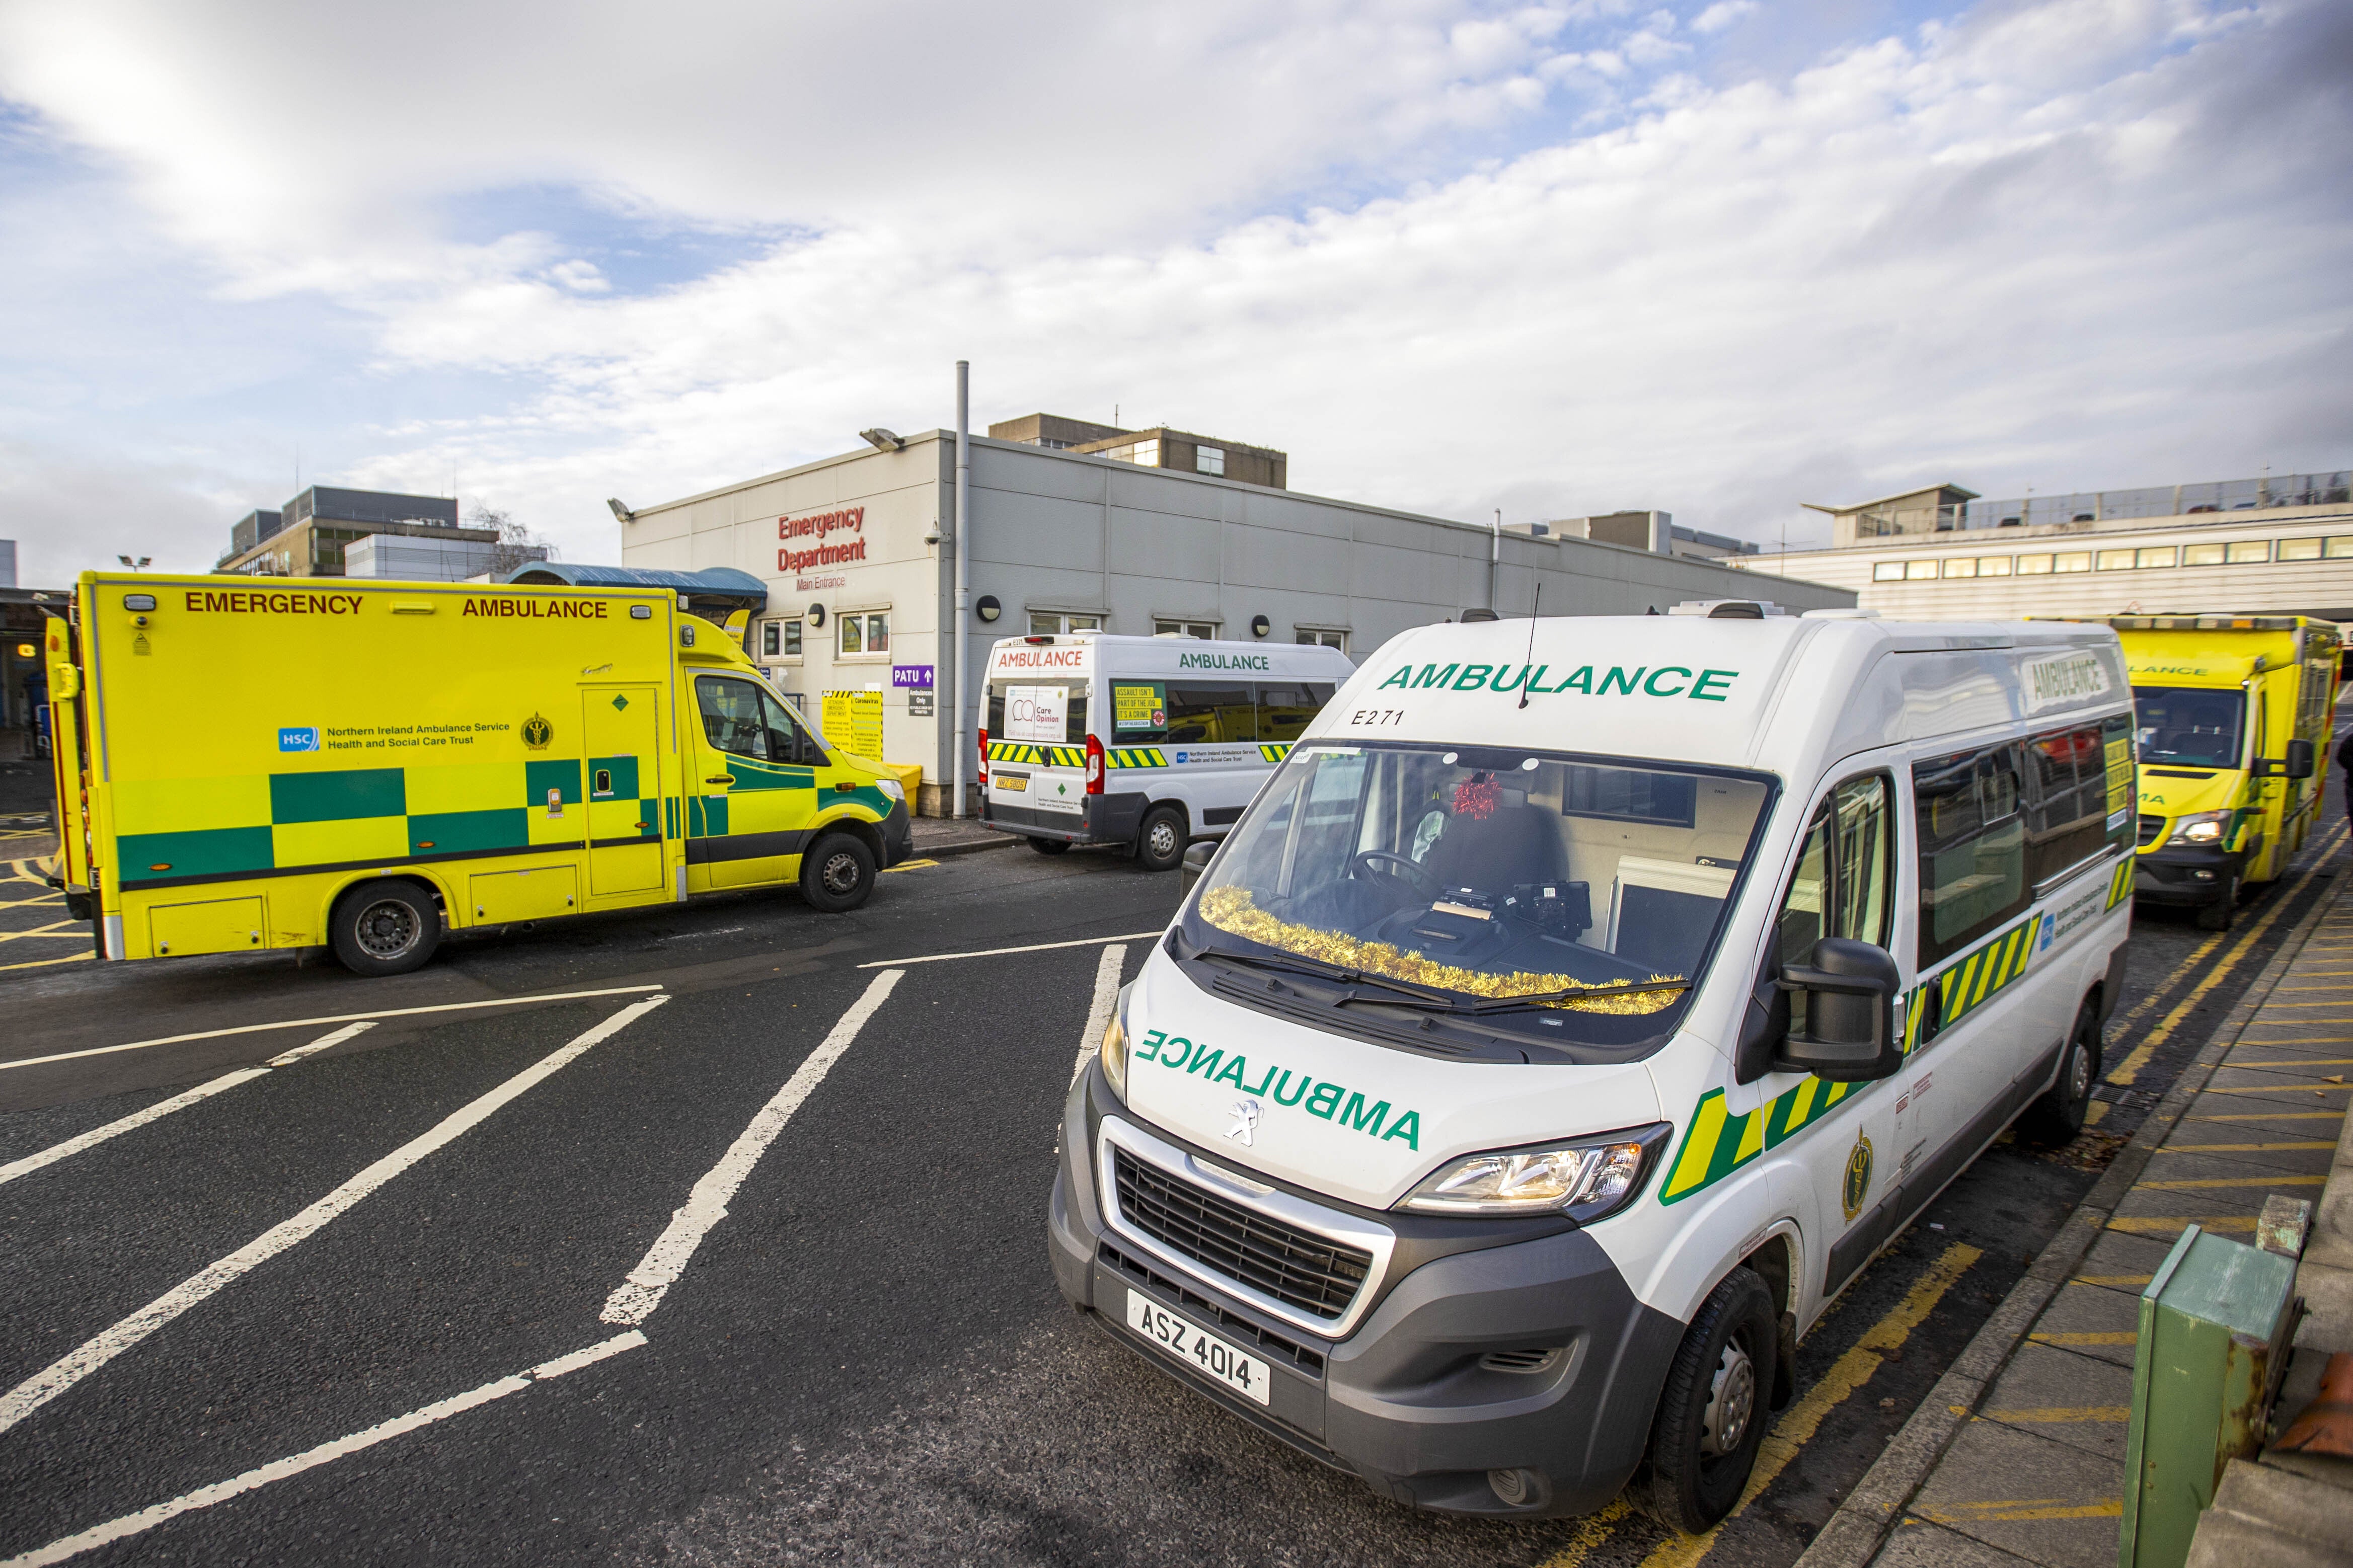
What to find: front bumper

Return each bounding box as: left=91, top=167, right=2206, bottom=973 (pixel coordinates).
left=2133, top=843, right=2246, bottom=908
left=1046, top=1064, right=1680, bottom=1518
left=880, top=800, right=914, bottom=868
left=984, top=789, right=1146, bottom=847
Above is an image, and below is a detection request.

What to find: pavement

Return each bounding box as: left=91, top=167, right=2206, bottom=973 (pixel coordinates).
left=2, top=794, right=2348, bottom=1565
left=1799, top=831, right=2353, bottom=1568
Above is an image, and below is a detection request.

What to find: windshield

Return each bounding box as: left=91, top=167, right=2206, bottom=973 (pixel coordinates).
left=2132, top=686, right=2244, bottom=769
left=1180, top=742, right=1774, bottom=1046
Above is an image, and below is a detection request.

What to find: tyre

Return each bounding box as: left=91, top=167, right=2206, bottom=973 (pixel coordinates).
left=800, top=832, right=877, bottom=913
left=2022, top=999, right=2102, bottom=1145
left=2194, top=873, right=2239, bottom=931
left=1638, top=1267, right=1777, bottom=1534
left=1027, top=836, right=1071, bottom=855
left=329, top=879, right=441, bottom=977
left=1136, top=807, right=1186, bottom=873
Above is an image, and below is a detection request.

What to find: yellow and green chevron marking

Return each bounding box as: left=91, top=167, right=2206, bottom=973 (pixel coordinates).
left=1258, top=742, right=1294, bottom=763
left=985, top=742, right=1087, bottom=767
left=1662, top=911, right=2048, bottom=1206
left=2106, top=855, right=2135, bottom=910
left=1661, top=1076, right=1863, bottom=1204
left=1105, top=747, right=1168, bottom=768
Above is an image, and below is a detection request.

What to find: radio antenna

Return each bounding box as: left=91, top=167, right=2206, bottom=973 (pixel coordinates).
left=1517, top=582, right=1543, bottom=709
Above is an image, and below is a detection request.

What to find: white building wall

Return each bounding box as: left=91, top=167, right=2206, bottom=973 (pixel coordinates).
left=622, top=432, right=1854, bottom=813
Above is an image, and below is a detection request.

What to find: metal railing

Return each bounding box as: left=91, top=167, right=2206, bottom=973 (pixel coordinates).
left=1850, top=471, right=2351, bottom=538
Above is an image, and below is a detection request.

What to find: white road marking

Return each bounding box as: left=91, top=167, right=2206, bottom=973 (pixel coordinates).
left=858, top=930, right=1163, bottom=968
left=600, top=971, right=903, bottom=1325
left=0, top=994, right=668, bottom=1438
left=0, top=983, right=665, bottom=1074
left=0, top=1024, right=381, bottom=1190
left=1, top=1331, right=647, bottom=1568
left=1072, top=945, right=1127, bottom=1084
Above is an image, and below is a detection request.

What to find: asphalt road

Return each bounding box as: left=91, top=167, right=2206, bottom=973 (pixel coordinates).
left=0, top=792, right=2345, bottom=1568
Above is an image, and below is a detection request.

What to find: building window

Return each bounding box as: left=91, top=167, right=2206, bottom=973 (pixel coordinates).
left=1106, top=439, right=1161, bottom=467
left=1904, top=560, right=1938, bottom=581
left=1943, top=558, right=1977, bottom=579
left=1028, top=611, right=1102, bottom=636
left=1155, top=619, right=1218, bottom=640
left=2184, top=541, right=2225, bottom=566
left=1196, top=445, right=1226, bottom=477
left=2226, top=540, right=2270, bottom=564
left=2054, top=552, right=2092, bottom=574
left=761, top=619, right=804, bottom=659
left=1979, top=556, right=2013, bottom=576
left=2328, top=537, right=2353, bottom=559
left=838, top=610, right=889, bottom=656
left=2137, top=547, right=2176, bottom=569
left=1296, top=629, right=1347, bottom=651
left=1873, top=562, right=1906, bottom=581
left=2280, top=537, right=2322, bottom=562
left=2096, top=549, right=2137, bottom=571
left=2017, top=554, right=2054, bottom=575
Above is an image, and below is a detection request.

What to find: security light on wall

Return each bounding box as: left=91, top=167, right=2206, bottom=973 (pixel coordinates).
left=1250, top=614, right=1271, bottom=638
left=975, top=595, right=1002, bottom=622
left=860, top=428, right=905, bottom=452
left=807, top=602, right=826, bottom=627
left=606, top=498, right=634, bottom=523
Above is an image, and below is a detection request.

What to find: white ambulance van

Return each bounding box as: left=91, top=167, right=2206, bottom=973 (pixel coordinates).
left=1049, top=602, right=2135, bottom=1529
left=981, top=632, right=1356, bottom=870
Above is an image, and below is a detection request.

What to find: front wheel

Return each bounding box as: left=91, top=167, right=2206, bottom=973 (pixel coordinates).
left=2194, top=873, right=2239, bottom=931
left=2021, top=999, right=2102, bottom=1145
left=329, top=879, right=441, bottom=977
left=1638, top=1267, right=1777, bottom=1534
left=800, top=833, right=877, bottom=913
left=1136, top=807, right=1187, bottom=873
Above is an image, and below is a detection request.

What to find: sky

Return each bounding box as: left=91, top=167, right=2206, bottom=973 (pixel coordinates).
left=0, top=0, right=2346, bottom=583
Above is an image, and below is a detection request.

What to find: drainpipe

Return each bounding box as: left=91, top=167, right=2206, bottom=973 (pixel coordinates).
left=952, top=360, right=972, bottom=819
left=1490, top=509, right=1501, bottom=611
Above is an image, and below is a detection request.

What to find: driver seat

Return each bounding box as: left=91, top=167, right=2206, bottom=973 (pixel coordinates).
left=1424, top=803, right=1567, bottom=894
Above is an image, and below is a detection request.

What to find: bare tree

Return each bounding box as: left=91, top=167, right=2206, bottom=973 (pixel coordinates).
left=466, top=504, right=559, bottom=577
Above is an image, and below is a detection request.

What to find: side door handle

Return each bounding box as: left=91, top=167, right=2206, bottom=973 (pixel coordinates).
left=705, top=775, right=734, bottom=786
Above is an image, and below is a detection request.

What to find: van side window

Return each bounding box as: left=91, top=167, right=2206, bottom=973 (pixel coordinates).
left=1255, top=682, right=1335, bottom=743
left=2026, top=723, right=2107, bottom=882
left=698, top=676, right=813, bottom=765
left=1162, top=683, right=1255, bottom=744
left=1914, top=743, right=2027, bottom=967
left=1774, top=775, right=1892, bottom=969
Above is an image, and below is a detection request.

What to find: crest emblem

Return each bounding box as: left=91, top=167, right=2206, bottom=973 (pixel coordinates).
left=1228, top=1099, right=1261, bottom=1146
left=522, top=713, right=553, bottom=750
left=1842, top=1135, right=1874, bottom=1220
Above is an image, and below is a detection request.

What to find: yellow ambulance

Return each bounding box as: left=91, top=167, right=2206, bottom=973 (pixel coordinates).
left=44, top=572, right=912, bottom=975
left=2087, top=614, right=2339, bottom=929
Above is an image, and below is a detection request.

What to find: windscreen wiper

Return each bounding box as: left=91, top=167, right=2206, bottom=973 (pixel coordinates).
left=1189, top=943, right=1463, bottom=1006
left=1458, top=980, right=1695, bottom=1014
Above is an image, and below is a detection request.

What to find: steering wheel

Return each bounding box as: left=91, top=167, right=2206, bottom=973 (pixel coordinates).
left=1353, top=849, right=1444, bottom=898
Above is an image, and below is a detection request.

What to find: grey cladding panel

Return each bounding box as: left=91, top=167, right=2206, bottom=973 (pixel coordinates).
left=971, top=493, right=1105, bottom=572
left=1107, top=468, right=1225, bottom=521
left=974, top=445, right=1108, bottom=505
left=1110, top=510, right=1221, bottom=581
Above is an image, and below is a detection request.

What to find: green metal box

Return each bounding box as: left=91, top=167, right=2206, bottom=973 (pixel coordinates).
left=2118, top=1224, right=2299, bottom=1568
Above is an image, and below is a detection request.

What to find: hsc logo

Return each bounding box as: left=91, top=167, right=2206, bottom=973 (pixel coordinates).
left=278, top=727, right=320, bottom=753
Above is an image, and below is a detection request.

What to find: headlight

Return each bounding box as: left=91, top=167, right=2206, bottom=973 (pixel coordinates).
left=1399, top=1124, right=1667, bottom=1219
left=1099, top=991, right=1131, bottom=1099
left=874, top=777, right=905, bottom=805
left=2168, top=810, right=2227, bottom=846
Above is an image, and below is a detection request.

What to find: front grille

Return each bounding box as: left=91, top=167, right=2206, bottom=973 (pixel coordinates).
left=2137, top=814, right=2164, bottom=848
left=1112, top=1147, right=1373, bottom=1321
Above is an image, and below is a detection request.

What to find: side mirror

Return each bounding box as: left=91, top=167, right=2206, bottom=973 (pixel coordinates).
left=2287, top=738, right=2316, bottom=780
left=1773, top=937, right=1903, bottom=1081
left=1180, top=841, right=1216, bottom=893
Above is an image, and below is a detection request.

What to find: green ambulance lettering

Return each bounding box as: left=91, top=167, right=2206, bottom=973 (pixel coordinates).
left=1377, top=667, right=1412, bottom=690
left=1371, top=661, right=1739, bottom=701
left=1136, top=1039, right=1420, bottom=1149
left=1598, top=666, right=1645, bottom=694
left=1452, top=664, right=1493, bottom=691
left=1410, top=664, right=1459, bottom=689
left=1556, top=666, right=1594, bottom=693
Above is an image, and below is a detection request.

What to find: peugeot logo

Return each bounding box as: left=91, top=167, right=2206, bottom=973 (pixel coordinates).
left=1228, top=1099, right=1260, bottom=1146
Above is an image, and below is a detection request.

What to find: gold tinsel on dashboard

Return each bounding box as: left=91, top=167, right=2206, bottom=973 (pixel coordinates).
left=1197, top=887, right=1683, bottom=1016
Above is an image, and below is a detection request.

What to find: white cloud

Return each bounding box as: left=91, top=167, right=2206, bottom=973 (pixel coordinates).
left=1691, top=1, right=1758, bottom=36
left=0, top=0, right=2345, bottom=576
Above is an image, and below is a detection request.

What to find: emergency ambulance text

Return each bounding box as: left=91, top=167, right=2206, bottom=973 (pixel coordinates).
left=185, top=590, right=362, bottom=616
left=461, top=598, right=609, bottom=619
left=1134, top=1029, right=1421, bottom=1149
